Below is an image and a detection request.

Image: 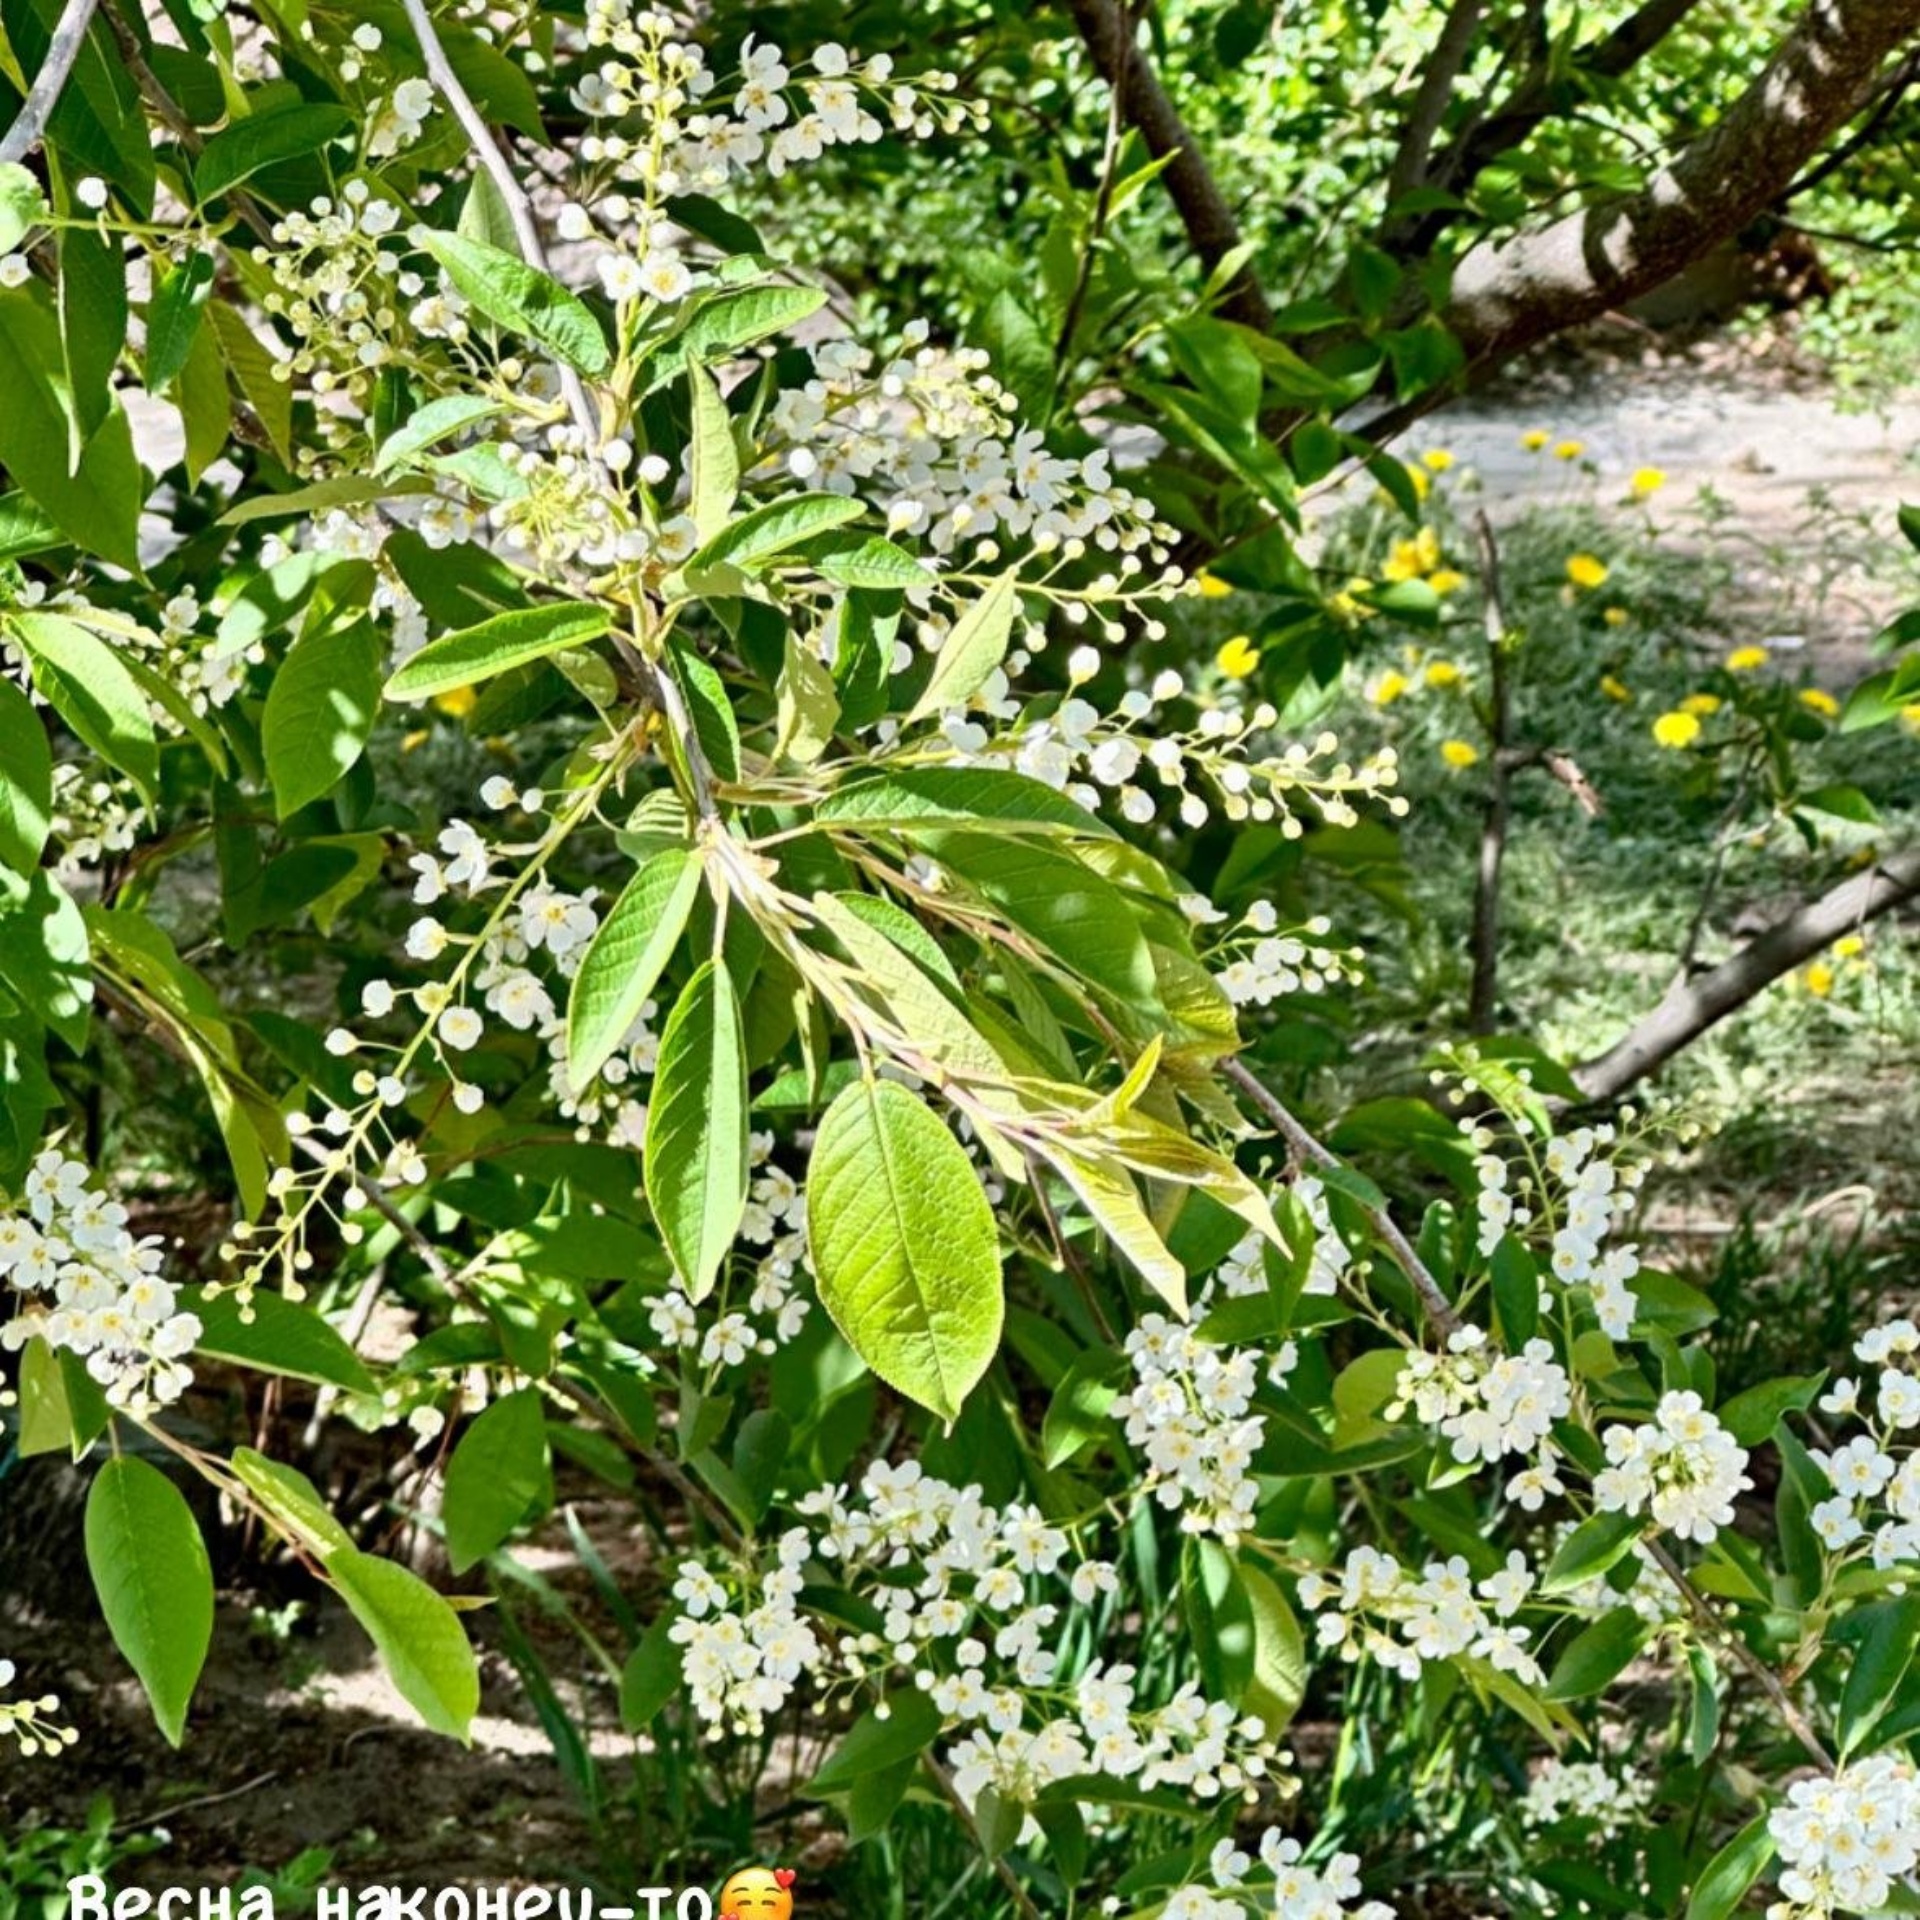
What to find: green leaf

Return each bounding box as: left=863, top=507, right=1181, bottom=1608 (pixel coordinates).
left=16, top=1337, right=73, bottom=1458
left=0, top=677, right=52, bottom=875
left=644, top=959, right=749, bottom=1302
left=809, top=1688, right=943, bottom=1794
left=647, top=282, right=827, bottom=386
left=194, top=102, right=354, bottom=202
left=145, top=250, right=217, bottom=391
left=415, top=229, right=610, bottom=376
left=59, top=224, right=127, bottom=448
left=1041, top=1348, right=1126, bottom=1467
left=443, top=1388, right=553, bottom=1574
left=0, top=287, right=143, bottom=571
left=566, top=848, right=702, bottom=1091
left=1542, top=1510, right=1643, bottom=1594
left=263, top=619, right=381, bottom=818
left=1544, top=1605, right=1651, bottom=1700
left=1684, top=1814, right=1774, bottom=1920
left=617, top=1613, right=684, bottom=1732
left=231, top=1448, right=355, bottom=1559
left=384, top=602, right=610, bottom=701
left=85, top=1458, right=214, bottom=1747
left=686, top=362, right=738, bottom=543
left=185, top=1287, right=376, bottom=1394
left=374, top=395, right=507, bottom=476
left=1716, top=1372, right=1825, bottom=1447
left=0, top=869, right=92, bottom=1050
left=1240, top=1559, right=1308, bottom=1737
left=818, top=767, right=1112, bottom=838
left=8, top=610, right=159, bottom=801
left=687, top=491, right=864, bottom=576
left=207, top=303, right=291, bottom=464
left=328, top=1548, right=480, bottom=1741
left=808, top=1078, right=1003, bottom=1424
left=774, top=630, right=840, bottom=764
left=1838, top=1594, right=1920, bottom=1753
left=0, top=162, right=46, bottom=253
left=816, top=536, right=930, bottom=590
left=906, top=570, right=1019, bottom=722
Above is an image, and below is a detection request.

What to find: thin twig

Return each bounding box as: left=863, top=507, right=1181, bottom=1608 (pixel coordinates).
left=1467, top=510, right=1512, bottom=1035
left=922, top=1750, right=1046, bottom=1920
left=396, top=0, right=598, bottom=449
left=1222, top=1057, right=1460, bottom=1337
left=1054, top=0, right=1131, bottom=373
left=1643, top=1537, right=1834, bottom=1774
left=0, top=0, right=100, bottom=167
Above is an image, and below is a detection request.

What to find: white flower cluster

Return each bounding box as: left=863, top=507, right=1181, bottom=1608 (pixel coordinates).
left=1474, top=1123, right=1645, bottom=1338
left=0, top=1659, right=77, bottom=1757
left=0, top=1150, right=201, bottom=1413
left=1592, top=1392, right=1751, bottom=1545
left=1386, top=1326, right=1572, bottom=1501
left=1802, top=1320, right=1920, bottom=1566
left=1112, top=1313, right=1267, bottom=1542
left=1300, top=1547, right=1540, bottom=1685
left=668, top=1531, right=821, bottom=1734
left=1152, top=1833, right=1395, bottom=1920
left=1769, top=1753, right=1920, bottom=1919
left=49, top=764, right=146, bottom=869
left=1210, top=903, right=1356, bottom=1009
left=646, top=1136, right=811, bottom=1362
left=767, top=328, right=1164, bottom=561
left=1518, top=1756, right=1651, bottom=1836
left=667, top=1460, right=1290, bottom=1815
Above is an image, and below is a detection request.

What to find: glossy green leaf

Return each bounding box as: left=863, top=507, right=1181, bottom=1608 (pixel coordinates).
left=809, top=1687, right=942, bottom=1793
left=566, top=847, right=702, bottom=1092
left=0, top=677, right=52, bottom=876
left=644, top=959, right=749, bottom=1302
left=263, top=619, right=381, bottom=817
left=186, top=1287, right=376, bottom=1394
left=384, top=602, right=610, bottom=701
left=416, top=229, right=610, bottom=376
left=808, top=1078, right=1003, bottom=1424
left=906, top=570, right=1019, bottom=722
left=329, top=1548, right=480, bottom=1741
left=145, top=250, right=217, bottom=391
left=85, top=1458, right=214, bottom=1747
left=194, top=103, right=354, bottom=203
left=443, top=1388, right=553, bottom=1574
left=688, top=491, right=864, bottom=576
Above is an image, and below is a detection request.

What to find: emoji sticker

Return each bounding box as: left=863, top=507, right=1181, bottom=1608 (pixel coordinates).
left=718, top=1866, right=796, bottom=1920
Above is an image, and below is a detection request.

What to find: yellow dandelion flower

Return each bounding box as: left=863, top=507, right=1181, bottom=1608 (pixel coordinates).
left=1424, top=660, right=1462, bottom=688
left=1802, top=961, right=1836, bottom=998
left=1652, top=711, right=1702, bottom=748
left=1554, top=439, right=1585, bottom=461
left=1681, top=693, right=1722, bottom=717
left=1216, top=634, right=1262, bottom=679
left=1521, top=429, right=1549, bottom=451
left=1603, top=606, right=1630, bottom=628
left=1566, top=553, right=1609, bottom=590
left=1440, top=738, right=1480, bottom=769
left=1428, top=568, right=1467, bottom=595
left=1630, top=467, right=1667, bottom=497
left=1601, top=674, right=1631, bottom=702
left=432, top=685, right=478, bottom=718
left=1369, top=670, right=1410, bottom=707
left=1196, top=571, right=1234, bottom=598
left=1900, top=704, right=1920, bottom=732
left=1421, top=449, right=1455, bottom=473
left=1832, top=934, right=1866, bottom=960
left=401, top=728, right=431, bottom=753
left=1725, top=646, right=1768, bottom=672
left=1799, top=688, right=1840, bottom=718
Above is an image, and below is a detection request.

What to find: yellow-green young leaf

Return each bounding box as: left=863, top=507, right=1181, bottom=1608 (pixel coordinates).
left=0, top=677, right=52, bottom=876
left=8, top=612, right=159, bottom=802
left=906, top=570, right=1019, bottom=723
left=415, top=230, right=610, bottom=376
left=644, top=959, right=749, bottom=1302
left=84, top=1457, right=214, bottom=1748
left=566, top=847, right=703, bottom=1092
left=443, top=1389, right=553, bottom=1574
left=0, top=162, right=47, bottom=253
left=687, top=363, right=738, bottom=542
left=645, top=282, right=828, bottom=387
left=230, top=1449, right=354, bottom=1559
left=1042, top=1144, right=1187, bottom=1315
left=262, top=619, right=380, bottom=818
left=687, top=491, right=864, bottom=576
left=775, top=631, right=840, bottom=764
left=808, top=1079, right=1003, bottom=1424
left=374, top=395, right=507, bottom=476
left=384, top=602, right=611, bottom=701
left=328, top=1548, right=480, bottom=1742
left=0, top=870, right=93, bottom=1051
left=16, top=1337, right=73, bottom=1458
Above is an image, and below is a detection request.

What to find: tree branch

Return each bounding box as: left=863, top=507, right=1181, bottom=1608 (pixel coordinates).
left=1222, top=1057, right=1461, bottom=1337
left=0, top=0, right=101, bottom=167
left=1435, top=0, right=1920, bottom=379
left=1573, top=843, right=1920, bottom=1102
left=1382, top=0, right=1486, bottom=218
left=1059, top=0, right=1272, bottom=329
